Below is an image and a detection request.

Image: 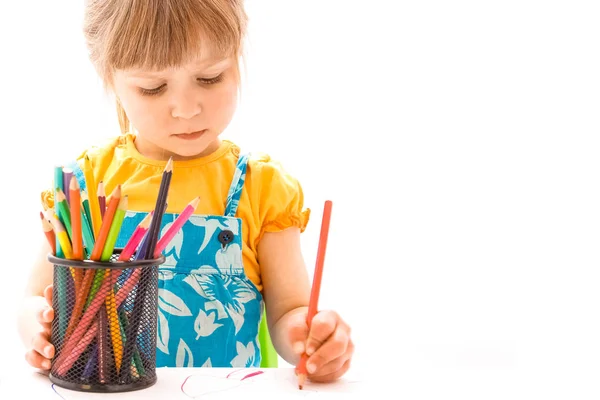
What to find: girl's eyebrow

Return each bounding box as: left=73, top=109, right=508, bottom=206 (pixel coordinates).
left=125, top=58, right=231, bottom=79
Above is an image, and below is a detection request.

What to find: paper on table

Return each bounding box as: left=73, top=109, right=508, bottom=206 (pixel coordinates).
left=1, top=367, right=364, bottom=399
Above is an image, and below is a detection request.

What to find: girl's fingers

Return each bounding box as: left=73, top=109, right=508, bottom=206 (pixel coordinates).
left=305, top=311, right=339, bottom=356
left=25, top=349, right=52, bottom=370
left=30, top=331, right=54, bottom=360
left=309, top=358, right=352, bottom=383
left=35, top=306, right=54, bottom=326
left=287, top=313, right=310, bottom=356
left=44, top=285, right=53, bottom=306
left=307, top=330, right=353, bottom=374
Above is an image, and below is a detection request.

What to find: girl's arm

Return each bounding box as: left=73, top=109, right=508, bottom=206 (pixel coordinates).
left=258, top=227, right=311, bottom=364
left=258, top=227, right=354, bottom=382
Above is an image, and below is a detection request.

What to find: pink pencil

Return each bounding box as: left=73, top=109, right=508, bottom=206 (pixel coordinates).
left=154, top=197, right=200, bottom=257
left=118, top=213, right=152, bottom=261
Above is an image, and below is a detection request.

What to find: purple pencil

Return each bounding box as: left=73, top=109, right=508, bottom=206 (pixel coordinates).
left=97, top=181, right=106, bottom=219
left=62, top=168, right=73, bottom=205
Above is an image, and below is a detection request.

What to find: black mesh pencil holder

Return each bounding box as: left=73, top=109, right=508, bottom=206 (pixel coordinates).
left=48, top=250, right=165, bottom=393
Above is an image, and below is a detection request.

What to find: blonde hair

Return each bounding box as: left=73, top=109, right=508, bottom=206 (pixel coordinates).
left=83, top=0, right=248, bottom=134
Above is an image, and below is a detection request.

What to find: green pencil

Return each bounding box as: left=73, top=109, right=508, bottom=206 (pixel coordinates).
left=101, top=196, right=128, bottom=261
left=80, top=208, right=95, bottom=258
left=56, top=189, right=72, bottom=239
left=53, top=166, right=67, bottom=340
left=81, top=191, right=93, bottom=239
left=86, top=196, right=128, bottom=308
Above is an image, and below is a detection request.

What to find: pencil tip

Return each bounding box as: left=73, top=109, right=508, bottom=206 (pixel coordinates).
left=165, top=157, right=174, bottom=172
left=191, top=196, right=201, bottom=208
left=297, top=374, right=306, bottom=390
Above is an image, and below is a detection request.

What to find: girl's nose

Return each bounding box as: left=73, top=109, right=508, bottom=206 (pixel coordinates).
left=171, top=94, right=202, bottom=120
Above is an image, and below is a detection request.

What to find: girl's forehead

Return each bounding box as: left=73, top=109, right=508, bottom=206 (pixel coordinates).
left=119, top=55, right=233, bottom=77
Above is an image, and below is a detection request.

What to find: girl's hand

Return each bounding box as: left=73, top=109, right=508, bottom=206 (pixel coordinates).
left=25, top=285, right=55, bottom=370
left=289, top=309, right=354, bottom=383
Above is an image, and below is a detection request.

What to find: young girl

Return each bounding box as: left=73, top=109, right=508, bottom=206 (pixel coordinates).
left=17, top=0, right=353, bottom=384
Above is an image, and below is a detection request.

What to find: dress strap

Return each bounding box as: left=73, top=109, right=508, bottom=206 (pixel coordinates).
left=224, top=153, right=249, bottom=217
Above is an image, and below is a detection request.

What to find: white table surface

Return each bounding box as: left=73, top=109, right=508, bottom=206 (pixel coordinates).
left=0, top=365, right=366, bottom=399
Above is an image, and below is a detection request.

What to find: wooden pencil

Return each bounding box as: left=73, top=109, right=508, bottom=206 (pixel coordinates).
left=144, top=158, right=173, bottom=259
left=84, top=185, right=121, bottom=310
left=62, top=167, right=73, bottom=205
left=81, top=191, right=93, bottom=234
left=69, top=177, right=83, bottom=261
left=83, top=155, right=102, bottom=238
left=297, top=200, right=333, bottom=390
left=100, top=195, right=128, bottom=261
left=97, top=181, right=106, bottom=220
left=154, top=196, right=200, bottom=257
left=54, top=166, right=65, bottom=258
left=40, top=211, right=56, bottom=255
left=90, top=185, right=121, bottom=261
left=46, top=210, right=73, bottom=260
left=122, top=159, right=172, bottom=381
left=80, top=205, right=95, bottom=257
left=106, top=288, right=123, bottom=372
left=98, top=305, right=108, bottom=383
left=55, top=189, right=72, bottom=239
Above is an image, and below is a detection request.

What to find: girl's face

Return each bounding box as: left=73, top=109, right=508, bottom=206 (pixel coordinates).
left=113, top=53, right=239, bottom=161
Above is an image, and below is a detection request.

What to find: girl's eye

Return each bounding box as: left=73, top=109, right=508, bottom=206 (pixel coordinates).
left=198, top=74, right=223, bottom=85
left=140, top=84, right=166, bottom=96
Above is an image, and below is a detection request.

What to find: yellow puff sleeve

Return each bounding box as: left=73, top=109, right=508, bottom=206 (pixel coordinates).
left=253, top=156, right=311, bottom=244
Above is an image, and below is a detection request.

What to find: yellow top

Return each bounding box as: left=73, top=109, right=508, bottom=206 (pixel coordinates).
left=41, top=134, right=311, bottom=292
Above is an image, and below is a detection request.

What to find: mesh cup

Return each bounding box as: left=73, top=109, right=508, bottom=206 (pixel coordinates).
left=48, top=250, right=165, bottom=393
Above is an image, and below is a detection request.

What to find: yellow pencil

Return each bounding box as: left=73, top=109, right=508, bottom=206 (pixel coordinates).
left=46, top=210, right=73, bottom=259
left=83, top=155, right=102, bottom=239
left=105, top=288, right=123, bottom=372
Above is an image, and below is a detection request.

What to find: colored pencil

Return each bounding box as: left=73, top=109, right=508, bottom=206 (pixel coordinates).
left=121, top=159, right=172, bottom=381
left=90, top=185, right=121, bottom=261
left=297, top=200, right=333, bottom=390
left=55, top=189, right=72, bottom=239
left=40, top=211, right=56, bottom=255
left=84, top=185, right=122, bottom=310
left=54, top=265, right=139, bottom=374
left=62, top=167, right=73, bottom=205
left=83, top=155, right=102, bottom=238
left=144, top=158, right=173, bottom=259
left=106, top=288, right=122, bottom=372
left=154, top=196, right=200, bottom=257
left=69, top=177, right=83, bottom=261
left=53, top=166, right=65, bottom=258
left=54, top=268, right=111, bottom=371
left=119, top=213, right=152, bottom=262
left=81, top=191, right=93, bottom=236
left=46, top=210, right=73, bottom=260
left=100, top=195, right=128, bottom=261
left=119, top=309, right=144, bottom=377
left=80, top=206, right=95, bottom=257
left=98, top=305, right=108, bottom=383
left=97, top=181, right=106, bottom=220
left=81, top=345, right=97, bottom=381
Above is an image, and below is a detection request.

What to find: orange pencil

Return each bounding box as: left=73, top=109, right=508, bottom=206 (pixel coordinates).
left=296, top=200, right=333, bottom=390
left=64, top=185, right=121, bottom=340
left=69, top=177, right=83, bottom=261
left=90, top=185, right=121, bottom=261
left=40, top=211, right=56, bottom=255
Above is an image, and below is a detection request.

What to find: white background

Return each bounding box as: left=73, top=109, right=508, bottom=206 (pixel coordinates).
left=1, top=1, right=600, bottom=398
